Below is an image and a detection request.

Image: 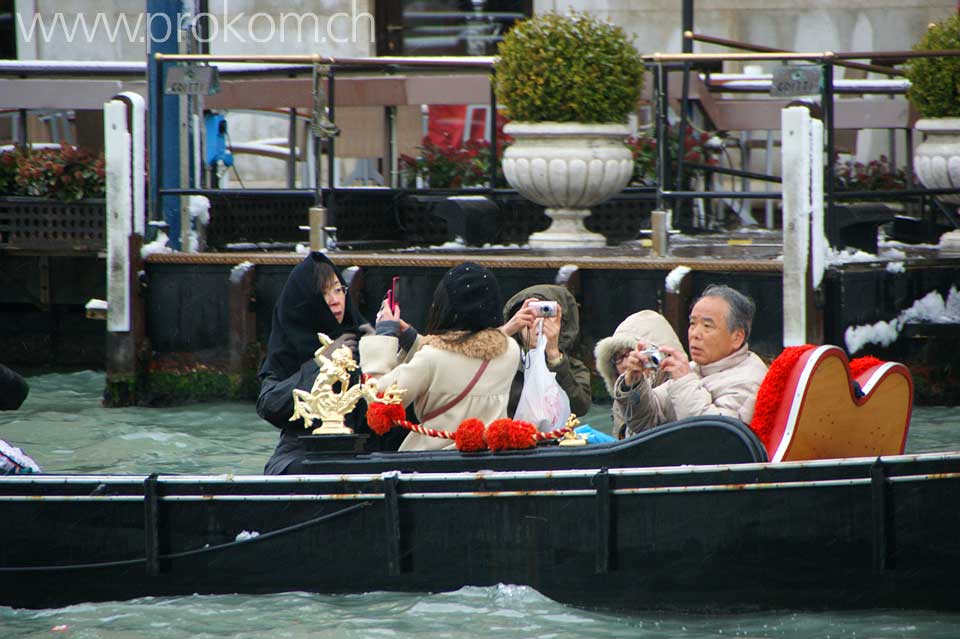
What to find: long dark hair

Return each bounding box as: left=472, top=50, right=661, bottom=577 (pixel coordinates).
left=424, top=283, right=460, bottom=334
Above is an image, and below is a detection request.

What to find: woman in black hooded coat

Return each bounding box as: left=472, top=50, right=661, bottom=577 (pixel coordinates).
left=256, top=252, right=400, bottom=474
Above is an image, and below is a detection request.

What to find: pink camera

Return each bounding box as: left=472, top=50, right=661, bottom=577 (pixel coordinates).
left=533, top=301, right=559, bottom=318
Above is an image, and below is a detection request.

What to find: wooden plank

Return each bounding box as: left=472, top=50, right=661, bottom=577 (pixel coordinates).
left=0, top=79, right=146, bottom=109
left=700, top=98, right=909, bottom=131
left=404, top=75, right=490, bottom=105
left=204, top=75, right=490, bottom=109
left=336, top=107, right=386, bottom=157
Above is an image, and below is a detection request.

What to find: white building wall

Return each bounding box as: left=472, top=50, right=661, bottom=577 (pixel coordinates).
left=534, top=1, right=955, bottom=59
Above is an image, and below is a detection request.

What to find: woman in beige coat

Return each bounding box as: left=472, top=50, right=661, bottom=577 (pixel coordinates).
left=360, top=262, right=521, bottom=451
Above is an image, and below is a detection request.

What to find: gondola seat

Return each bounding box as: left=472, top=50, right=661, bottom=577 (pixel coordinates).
left=749, top=344, right=913, bottom=462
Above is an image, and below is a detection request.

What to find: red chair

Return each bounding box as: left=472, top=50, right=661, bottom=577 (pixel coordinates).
left=749, top=345, right=913, bottom=462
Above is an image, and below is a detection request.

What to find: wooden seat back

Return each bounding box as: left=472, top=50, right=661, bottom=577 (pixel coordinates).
left=751, top=345, right=912, bottom=462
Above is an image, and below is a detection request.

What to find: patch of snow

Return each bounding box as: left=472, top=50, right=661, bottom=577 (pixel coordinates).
left=880, top=239, right=939, bottom=250
left=230, top=261, right=255, bottom=276
left=845, top=320, right=900, bottom=354
left=235, top=530, right=260, bottom=542
left=826, top=246, right=878, bottom=265
left=185, top=230, right=201, bottom=253
left=141, top=230, right=173, bottom=258
left=886, top=261, right=905, bottom=274
left=844, top=286, right=960, bottom=354
left=946, top=287, right=960, bottom=319
left=439, top=237, right=466, bottom=248
left=879, top=247, right=907, bottom=260
left=229, top=261, right=255, bottom=284
left=85, top=298, right=108, bottom=312
left=188, top=195, right=210, bottom=225
left=665, top=266, right=692, bottom=293
left=900, top=289, right=957, bottom=324
left=557, top=264, right=578, bottom=282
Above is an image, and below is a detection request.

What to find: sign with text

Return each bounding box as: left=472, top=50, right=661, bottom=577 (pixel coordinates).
left=164, top=65, right=220, bottom=96
left=770, top=65, right=821, bottom=98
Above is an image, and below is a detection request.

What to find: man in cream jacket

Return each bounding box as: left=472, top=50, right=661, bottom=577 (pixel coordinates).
left=614, top=284, right=768, bottom=437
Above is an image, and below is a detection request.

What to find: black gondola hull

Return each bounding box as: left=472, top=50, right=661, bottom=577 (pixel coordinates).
left=1, top=417, right=959, bottom=612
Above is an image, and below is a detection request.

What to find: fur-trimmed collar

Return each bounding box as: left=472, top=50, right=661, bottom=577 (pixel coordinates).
left=420, top=329, right=507, bottom=360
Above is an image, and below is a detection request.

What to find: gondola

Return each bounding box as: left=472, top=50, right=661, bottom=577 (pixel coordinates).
left=2, top=344, right=950, bottom=613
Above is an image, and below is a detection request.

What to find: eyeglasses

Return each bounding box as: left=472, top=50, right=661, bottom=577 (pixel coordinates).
left=324, top=285, right=348, bottom=299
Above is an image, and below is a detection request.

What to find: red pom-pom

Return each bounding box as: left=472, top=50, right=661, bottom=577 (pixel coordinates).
left=366, top=403, right=406, bottom=435
left=749, top=344, right=816, bottom=447
left=849, top=355, right=884, bottom=380
left=483, top=419, right=538, bottom=451
left=485, top=418, right=515, bottom=452
left=508, top=420, right=537, bottom=450
left=454, top=418, right=487, bottom=452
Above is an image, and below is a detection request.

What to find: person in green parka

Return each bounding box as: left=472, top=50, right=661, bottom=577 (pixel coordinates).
left=500, top=284, right=592, bottom=418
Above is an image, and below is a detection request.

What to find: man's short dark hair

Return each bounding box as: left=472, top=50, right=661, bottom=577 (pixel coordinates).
left=697, top=284, right=755, bottom=343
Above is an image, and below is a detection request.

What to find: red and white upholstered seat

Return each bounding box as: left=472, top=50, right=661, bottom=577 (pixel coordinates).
left=748, top=344, right=913, bottom=462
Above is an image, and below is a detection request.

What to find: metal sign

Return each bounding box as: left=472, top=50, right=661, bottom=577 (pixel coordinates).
left=164, top=65, right=220, bottom=96
left=770, top=65, right=821, bottom=98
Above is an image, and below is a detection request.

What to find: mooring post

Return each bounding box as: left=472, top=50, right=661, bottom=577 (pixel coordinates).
left=555, top=264, right=580, bottom=297
left=228, top=262, right=257, bottom=374
left=104, top=92, right=148, bottom=404
left=780, top=106, right=826, bottom=347
left=663, top=266, right=694, bottom=354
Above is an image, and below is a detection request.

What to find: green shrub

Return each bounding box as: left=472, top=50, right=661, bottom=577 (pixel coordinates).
left=905, top=13, right=960, bottom=118
left=494, top=12, right=643, bottom=124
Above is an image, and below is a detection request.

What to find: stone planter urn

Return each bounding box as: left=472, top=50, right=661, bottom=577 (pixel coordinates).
left=502, top=122, right=634, bottom=247
left=913, top=118, right=960, bottom=205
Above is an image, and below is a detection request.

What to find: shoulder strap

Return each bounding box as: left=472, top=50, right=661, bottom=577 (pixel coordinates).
left=422, top=359, right=490, bottom=422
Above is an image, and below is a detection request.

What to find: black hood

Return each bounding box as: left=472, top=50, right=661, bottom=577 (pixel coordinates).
left=258, top=252, right=364, bottom=381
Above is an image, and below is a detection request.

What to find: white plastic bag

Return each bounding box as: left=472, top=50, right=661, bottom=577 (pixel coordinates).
left=514, top=324, right=571, bottom=432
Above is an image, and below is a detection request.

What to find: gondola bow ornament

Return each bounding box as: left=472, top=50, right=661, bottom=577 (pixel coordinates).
left=291, top=332, right=406, bottom=435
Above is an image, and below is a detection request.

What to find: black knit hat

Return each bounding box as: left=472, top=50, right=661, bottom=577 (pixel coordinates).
left=441, top=262, right=502, bottom=331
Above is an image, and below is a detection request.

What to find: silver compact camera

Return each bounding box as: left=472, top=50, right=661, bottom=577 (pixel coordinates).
left=533, top=301, right=559, bottom=318
left=639, top=345, right=664, bottom=369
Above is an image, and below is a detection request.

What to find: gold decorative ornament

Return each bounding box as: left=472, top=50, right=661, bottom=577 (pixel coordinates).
left=558, top=413, right=587, bottom=447
left=290, top=332, right=405, bottom=435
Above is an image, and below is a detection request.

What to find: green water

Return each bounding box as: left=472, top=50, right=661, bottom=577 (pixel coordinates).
left=2, top=371, right=960, bottom=638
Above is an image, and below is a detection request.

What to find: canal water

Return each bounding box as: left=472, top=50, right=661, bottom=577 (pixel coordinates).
left=2, top=370, right=960, bottom=638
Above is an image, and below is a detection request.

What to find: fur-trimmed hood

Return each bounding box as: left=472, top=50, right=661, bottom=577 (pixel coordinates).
left=420, top=328, right=508, bottom=360
left=594, top=311, right=685, bottom=396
